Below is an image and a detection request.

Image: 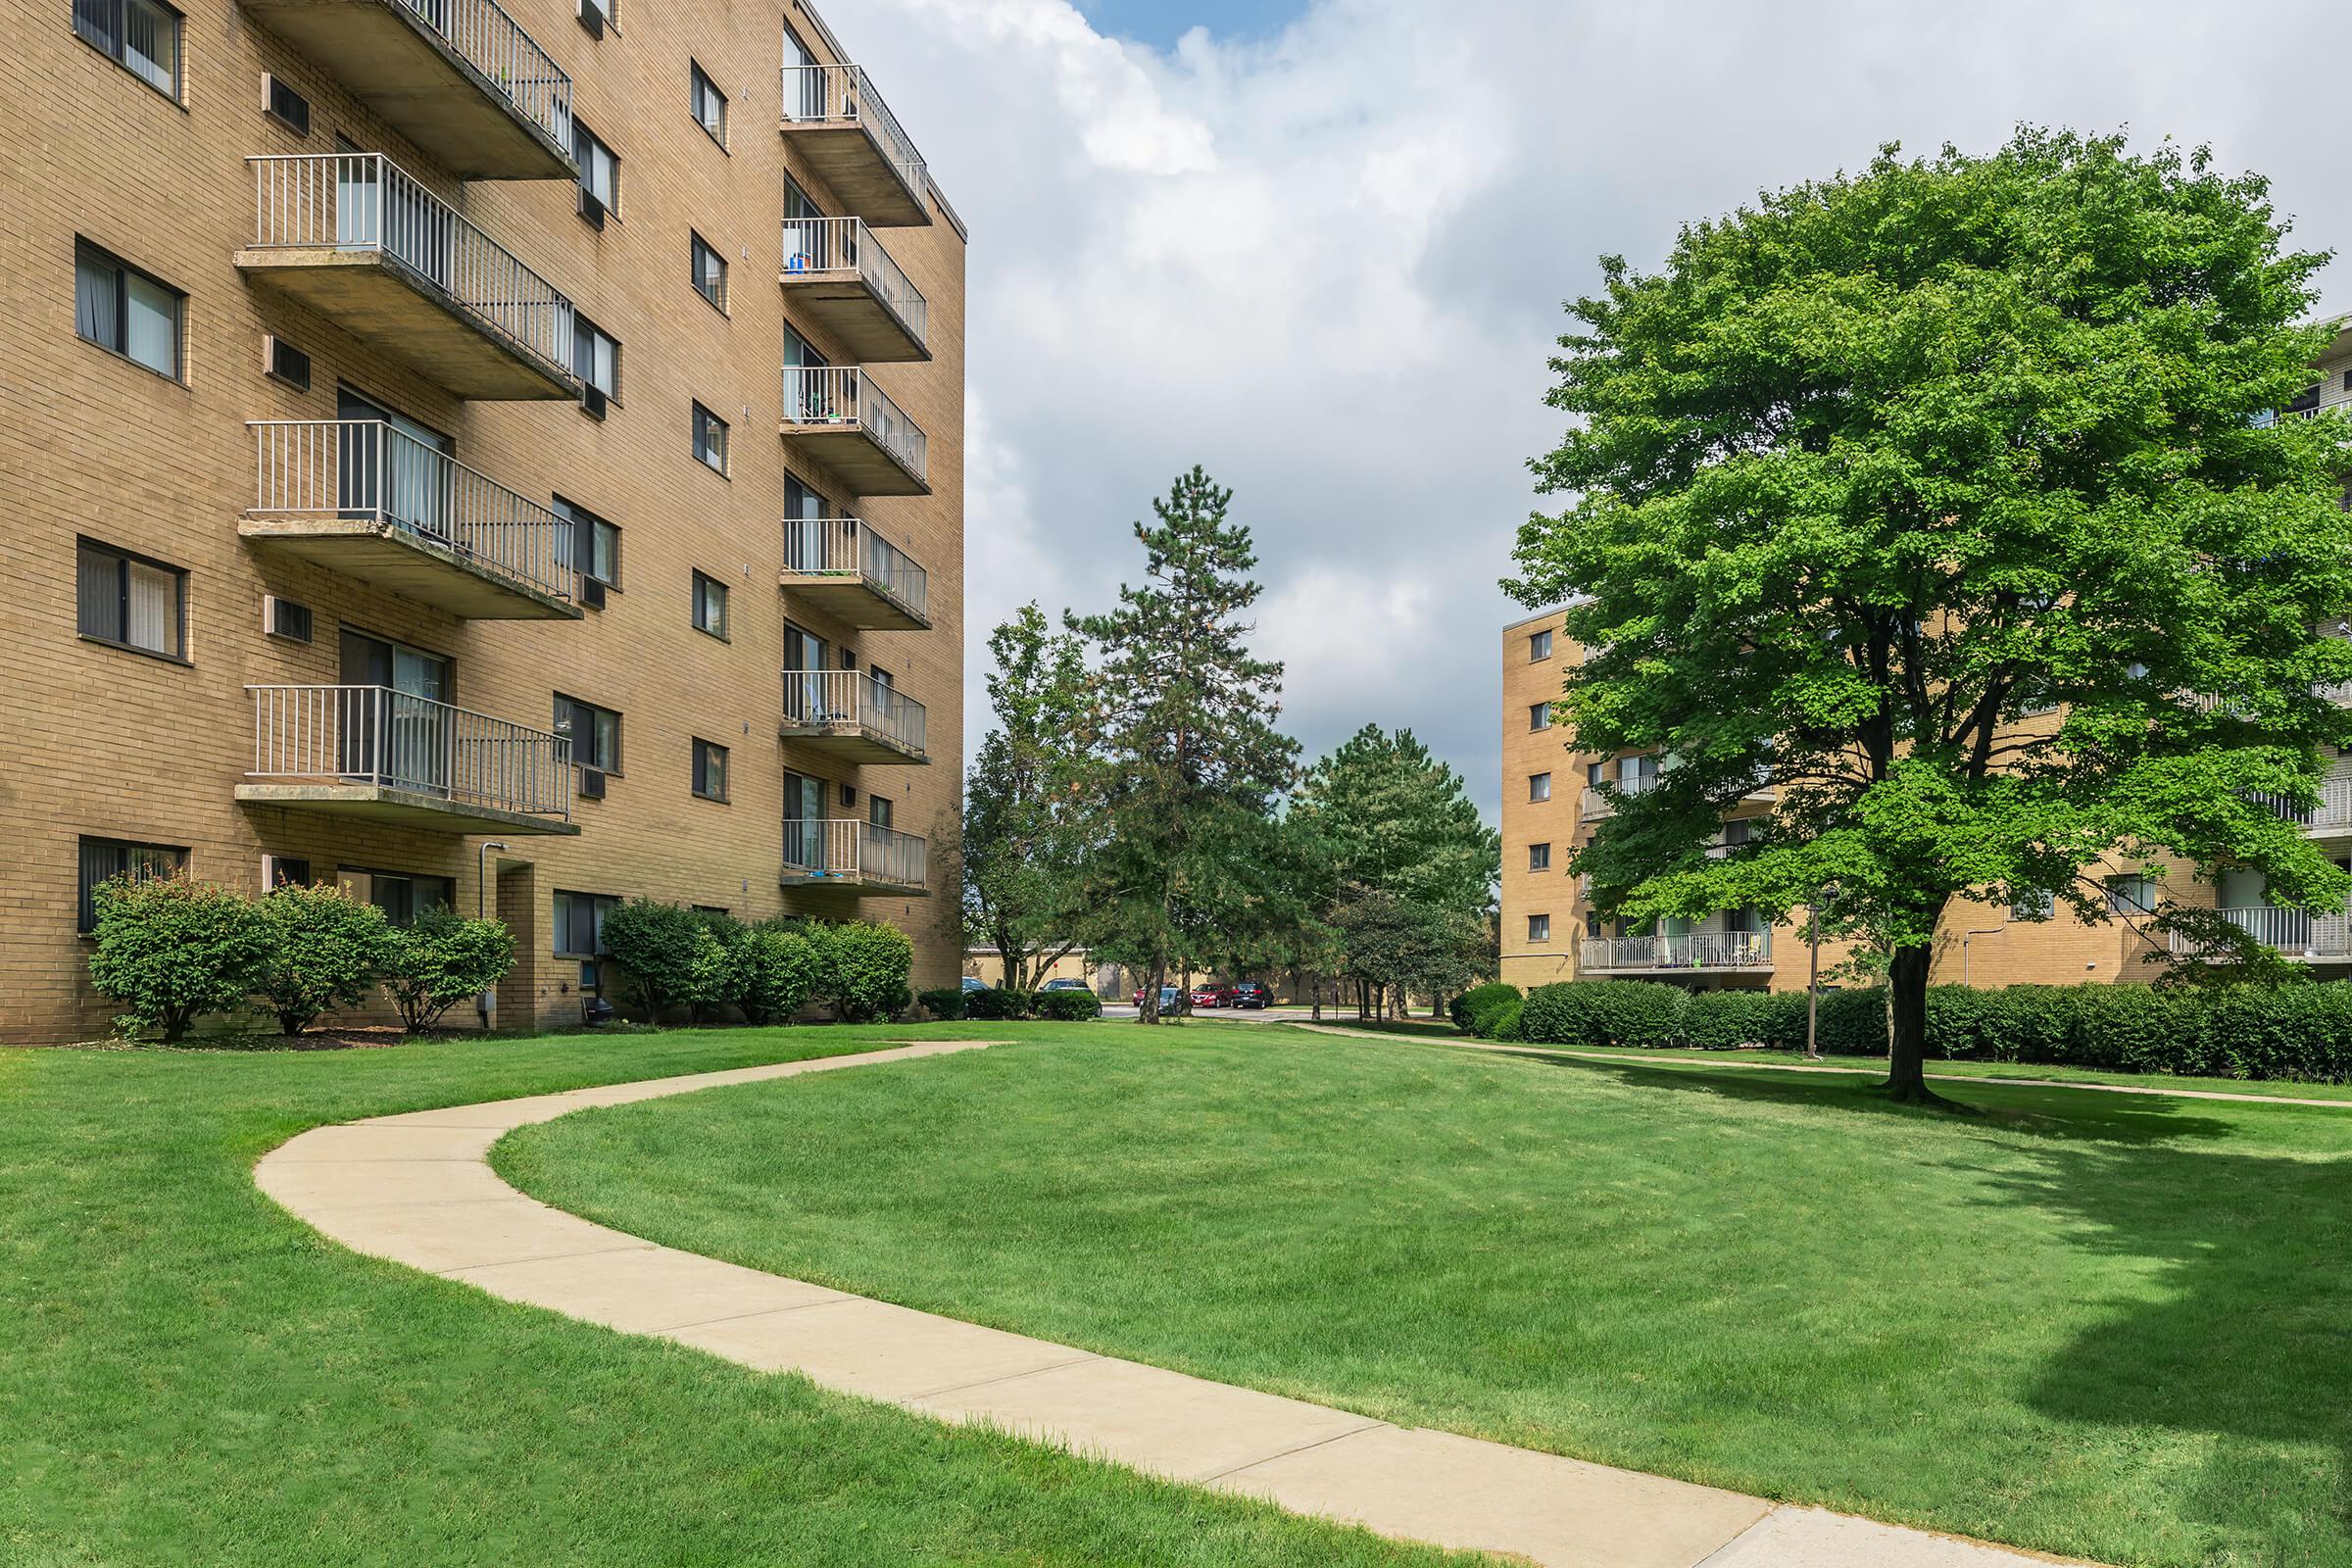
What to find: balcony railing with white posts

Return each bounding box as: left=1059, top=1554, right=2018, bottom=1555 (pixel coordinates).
left=2170, top=906, right=2352, bottom=960
left=1579, top=773, right=1660, bottom=822
left=782, top=817, right=928, bottom=892
left=781, top=216, right=927, bottom=349
left=782, top=515, right=928, bottom=622
left=245, top=685, right=572, bottom=821
left=246, top=153, right=575, bottom=380
left=781, top=668, right=927, bottom=758
left=780, top=366, right=928, bottom=480
left=247, top=420, right=577, bottom=604
left=1583, top=930, right=1774, bottom=972
left=390, top=0, right=572, bottom=148
left=780, top=62, right=925, bottom=202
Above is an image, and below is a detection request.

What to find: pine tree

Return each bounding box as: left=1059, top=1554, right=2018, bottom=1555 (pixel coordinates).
left=1072, top=466, right=1298, bottom=1022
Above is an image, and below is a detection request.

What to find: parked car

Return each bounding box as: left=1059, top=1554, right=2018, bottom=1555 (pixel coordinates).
left=1132, top=985, right=1190, bottom=1013
left=1229, top=982, right=1273, bottom=1009
left=1190, top=984, right=1229, bottom=1008
left=960, top=975, right=986, bottom=993
left=1039, top=978, right=1091, bottom=994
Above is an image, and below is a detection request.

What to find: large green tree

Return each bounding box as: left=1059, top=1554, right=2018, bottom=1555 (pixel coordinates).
left=1290, top=725, right=1500, bottom=1016
left=1510, top=129, right=2352, bottom=1103
left=1073, top=466, right=1298, bottom=1022
left=962, top=604, right=1096, bottom=992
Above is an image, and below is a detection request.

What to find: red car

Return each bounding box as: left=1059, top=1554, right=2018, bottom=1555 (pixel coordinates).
left=1192, top=984, right=1238, bottom=1008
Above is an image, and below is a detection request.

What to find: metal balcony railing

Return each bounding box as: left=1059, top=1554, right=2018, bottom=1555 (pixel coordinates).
left=393, top=0, right=572, bottom=147
left=780, top=62, right=925, bottom=199
left=246, top=685, right=572, bottom=820
left=1579, top=773, right=1660, bottom=821
left=781, top=668, right=926, bottom=756
left=247, top=420, right=576, bottom=603
left=782, top=817, right=928, bottom=890
left=247, top=153, right=575, bottom=380
left=2170, top=906, right=2352, bottom=959
left=780, top=366, right=927, bottom=481
left=781, top=515, right=928, bottom=621
left=1583, top=931, right=1774, bottom=971
left=781, top=216, right=927, bottom=348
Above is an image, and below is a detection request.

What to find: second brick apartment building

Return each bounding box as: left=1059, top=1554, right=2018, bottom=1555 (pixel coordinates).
left=1500, top=323, right=2352, bottom=995
left=0, top=0, right=965, bottom=1040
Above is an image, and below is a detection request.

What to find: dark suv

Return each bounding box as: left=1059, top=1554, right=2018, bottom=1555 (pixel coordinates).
left=1229, top=982, right=1273, bottom=1009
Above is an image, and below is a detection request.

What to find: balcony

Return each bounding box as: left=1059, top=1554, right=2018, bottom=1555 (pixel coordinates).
left=2170, top=906, right=2352, bottom=962
left=780, top=669, right=927, bottom=764
left=780, top=367, right=929, bottom=496
left=779, top=516, right=929, bottom=630
left=244, top=420, right=579, bottom=619
left=779, top=63, right=929, bottom=227
left=1579, top=774, right=1659, bottom=823
left=1582, top=930, right=1774, bottom=974
left=238, top=154, right=578, bottom=399
left=781, top=818, right=929, bottom=896
left=236, top=685, right=577, bottom=834
left=239, top=0, right=574, bottom=179
left=780, top=217, right=928, bottom=362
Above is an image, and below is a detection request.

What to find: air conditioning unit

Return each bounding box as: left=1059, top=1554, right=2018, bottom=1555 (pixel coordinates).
left=577, top=576, right=607, bottom=610
left=840, top=784, right=858, bottom=807
left=576, top=185, right=607, bottom=231
left=262, top=334, right=312, bottom=391
left=577, top=767, right=607, bottom=800
left=262, top=594, right=313, bottom=643
left=579, top=381, right=608, bottom=418
left=576, top=0, right=605, bottom=38
left=261, top=854, right=311, bottom=891
left=262, top=73, right=312, bottom=135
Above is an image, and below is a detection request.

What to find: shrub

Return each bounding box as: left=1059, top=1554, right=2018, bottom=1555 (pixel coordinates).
left=963, top=986, right=1031, bottom=1021
left=1452, top=981, right=1520, bottom=1038
left=811, top=920, right=914, bottom=1023
left=1035, top=988, right=1102, bottom=1021
left=682, top=914, right=743, bottom=1024
left=87, top=871, right=273, bottom=1042
left=916, top=986, right=966, bottom=1021
left=1490, top=998, right=1525, bottom=1042
left=735, top=922, right=822, bottom=1025
left=383, top=909, right=514, bottom=1032
left=256, top=881, right=395, bottom=1035
left=1682, top=989, right=1803, bottom=1051
left=1809, top=986, right=1889, bottom=1055
left=1519, top=980, right=1689, bottom=1049
left=599, top=900, right=704, bottom=1021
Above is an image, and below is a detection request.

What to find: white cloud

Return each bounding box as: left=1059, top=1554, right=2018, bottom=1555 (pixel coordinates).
left=844, top=0, right=2352, bottom=820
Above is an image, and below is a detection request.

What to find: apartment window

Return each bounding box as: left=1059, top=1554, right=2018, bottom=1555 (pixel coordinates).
left=576, top=0, right=610, bottom=34
left=1529, top=772, right=1551, bottom=803
left=554, top=496, right=618, bottom=590
left=573, top=122, right=618, bottom=219
left=1587, top=760, right=1606, bottom=787
left=1722, top=817, right=1753, bottom=846
left=74, top=0, right=178, bottom=97
left=264, top=855, right=312, bottom=890
left=690, top=232, right=727, bottom=312
left=553, top=889, right=619, bottom=990
left=2105, top=874, right=2156, bottom=917
left=572, top=315, right=618, bottom=399
left=76, top=836, right=185, bottom=933
left=555, top=694, right=621, bottom=772
left=76, top=539, right=185, bottom=661
left=1529, top=842, right=1550, bottom=873
left=1529, top=628, right=1552, bottom=661
left=1529, top=702, right=1551, bottom=732
left=1528, top=913, right=1552, bottom=943
left=870, top=794, right=894, bottom=830
left=74, top=240, right=181, bottom=379
left=690, top=62, right=727, bottom=145
left=692, top=738, right=729, bottom=802
left=691, top=570, right=728, bottom=639
left=2011, top=888, right=2055, bottom=921
left=343, top=867, right=455, bottom=927
left=692, top=402, right=728, bottom=473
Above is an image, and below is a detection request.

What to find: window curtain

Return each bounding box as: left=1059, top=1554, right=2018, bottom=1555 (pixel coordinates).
left=122, top=0, right=173, bottom=91
left=122, top=271, right=175, bottom=375
left=74, top=250, right=119, bottom=349
left=126, top=559, right=175, bottom=655
left=75, top=546, right=118, bottom=639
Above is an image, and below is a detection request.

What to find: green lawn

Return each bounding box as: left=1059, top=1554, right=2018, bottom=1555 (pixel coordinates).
left=0, top=1025, right=1470, bottom=1567
left=500, top=1030, right=2352, bottom=1568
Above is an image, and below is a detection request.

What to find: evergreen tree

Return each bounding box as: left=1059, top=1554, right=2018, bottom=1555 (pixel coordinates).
left=1072, top=467, right=1298, bottom=1022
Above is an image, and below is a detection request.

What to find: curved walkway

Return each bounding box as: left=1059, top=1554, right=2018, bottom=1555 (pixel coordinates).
left=256, top=1039, right=2088, bottom=1568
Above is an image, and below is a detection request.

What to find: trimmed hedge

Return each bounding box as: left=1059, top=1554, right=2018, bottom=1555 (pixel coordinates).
left=1510, top=976, right=2352, bottom=1083
left=1451, top=982, right=1521, bottom=1038
left=964, top=987, right=1031, bottom=1021
left=916, top=987, right=966, bottom=1021
left=1036, top=989, right=1102, bottom=1021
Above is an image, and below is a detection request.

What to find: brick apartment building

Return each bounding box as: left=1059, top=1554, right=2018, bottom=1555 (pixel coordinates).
left=0, top=0, right=966, bottom=1040
left=1498, top=327, right=2352, bottom=995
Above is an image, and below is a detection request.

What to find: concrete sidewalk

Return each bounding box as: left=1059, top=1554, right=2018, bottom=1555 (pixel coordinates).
left=255, top=1039, right=2092, bottom=1568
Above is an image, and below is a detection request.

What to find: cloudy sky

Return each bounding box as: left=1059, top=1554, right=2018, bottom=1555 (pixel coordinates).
left=841, top=0, right=2352, bottom=820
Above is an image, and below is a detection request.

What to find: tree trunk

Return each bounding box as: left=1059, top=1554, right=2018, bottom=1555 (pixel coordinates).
left=1143, top=949, right=1167, bottom=1024
left=1883, top=944, right=1957, bottom=1106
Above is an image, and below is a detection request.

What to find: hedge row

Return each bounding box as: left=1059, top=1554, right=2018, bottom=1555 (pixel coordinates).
left=1507, top=978, right=2352, bottom=1083
left=601, top=902, right=912, bottom=1025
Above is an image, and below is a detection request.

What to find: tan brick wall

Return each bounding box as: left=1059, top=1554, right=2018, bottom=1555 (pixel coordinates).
left=1496, top=615, right=2222, bottom=998
left=0, top=0, right=964, bottom=1040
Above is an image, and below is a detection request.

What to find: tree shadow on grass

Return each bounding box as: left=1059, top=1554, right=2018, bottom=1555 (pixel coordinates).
left=1481, top=1047, right=2246, bottom=1146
